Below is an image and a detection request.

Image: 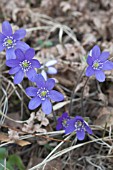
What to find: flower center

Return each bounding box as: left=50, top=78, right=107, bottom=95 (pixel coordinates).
left=62, top=119, right=68, bottom=127
left=92, top=59, right=103, bottom=70
left=37, top=88, right=49, bottom=100
left=20, top=60, right=31, bottom=72
left=93, top=62, right=99, bottom=68
left=7, top=39, right=13, bottom=45
left=40, top=91, right=47, bottom=97
left=3, top=36, right=16, bottom=49
left=75, top=120, right=84, bottom=131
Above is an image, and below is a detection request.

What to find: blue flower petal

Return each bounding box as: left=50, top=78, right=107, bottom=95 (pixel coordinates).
left=86, top=66, right=94, bottom=77
left=15, top=49, right=25, bottom=61
left=102, top=61, right=113, bottom=70
left=56, top=122, right=63, bottom=130
left=95, top=70, right=105, bottom=82
left=25, top=48, right=35, bottom=60
left=76, top=129, right=85, bottom=140
left=16, top=41, right=30, bottom=52
left=0, top=43, right=5, bottom=52
left=26, top=68, right=37, bottom=82
left=65, top=119, right=75, bottom=134
left=9, top=66, right=21, bottom=74
left=26, top=87, right=38, bottom=96
left=42, top=99, right=52, bottom=114
left=14, top=70, right=24, bottom=84
left=74, top=116, right=84, bottom=121
left=92, top=45, right=101, bottom=60
left=6, top=59, right=20, bottom=67
left=47, top=67, right=57, bottom=74
left=31, top=59, right=41, bottom=68
left=28, top=96, right=41, bottom=110
left=0, top=33, right=6, bottom=43
left=49, top=90, right=64, bottom=102
left=84, top=123, right=93, bottom=135
left=34, top=74, right=45, bottom=88
left=87, top=56, right=93, bottom=66
left=62, top=112, right=70, bottom=119
left=6, top=48, right=16, bottom=60
left=2, top=21, right=12, bottom=36
left=45, top=78, right=55, bottom=90
left=13, top=28, right=26, bottom=40
left=99, top=52, right=109, bottom=62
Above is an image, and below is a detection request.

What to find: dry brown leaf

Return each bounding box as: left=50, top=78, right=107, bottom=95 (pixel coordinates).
left=0, top=133, right=30, bottom=146
left=0, top=133, right=9, bottom=142
left=16, top=140, right=31, bottom=147
left=94, top=107, right=113, bottom=127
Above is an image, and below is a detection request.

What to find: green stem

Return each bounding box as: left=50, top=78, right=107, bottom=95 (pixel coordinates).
left=81, top=77, right=89, bottom=116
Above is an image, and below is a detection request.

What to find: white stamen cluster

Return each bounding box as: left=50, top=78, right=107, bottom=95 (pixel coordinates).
left=92, top=59, right=103, bottom=70
left=3, top=36, right=16, bottom=49
left=62, top=118, right=69, bottom=128
left=37, top=87, right=49, bottom=100
left=19, top=60, right=31, bottom=72
left=75, top=120, right=84, bottom=131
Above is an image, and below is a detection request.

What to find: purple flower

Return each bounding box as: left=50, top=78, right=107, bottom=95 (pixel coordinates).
left=56, top=112, right=70, bottom=130
left=65, top=116, right=92, bottom=141
left=6, top=48, right=40, bottom=84
left=0, top=21, right=29, bottom=60
left=40, top=60, right=57, bottom=80
left=25, top=74, right=64, bottom=114
left=86, top=45, right=113, bottom=82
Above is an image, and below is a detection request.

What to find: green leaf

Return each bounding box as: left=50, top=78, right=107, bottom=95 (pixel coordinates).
left=43, top=40, right=53, bottom=47
left=0, top=159, right=14, bottom=170
left=8, top=154, right=25, bottom=170
left=37, top=39, right=53, bottom=48
left=0, top=148, right=8, bottom=159
left=37, top=39, right=44, bottom=46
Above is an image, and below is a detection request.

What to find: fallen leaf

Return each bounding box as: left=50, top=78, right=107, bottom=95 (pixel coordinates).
left=94, top=107, right=113, bottom=127
left=16, top=140, right=31, bottom=147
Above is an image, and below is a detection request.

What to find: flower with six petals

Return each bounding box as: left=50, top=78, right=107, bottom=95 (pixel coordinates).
left=6, top=48, right=40, bottom=84
left=56, top=112, right=70, bottom=131
left=25, top=74, right=64, bottom=114
left=65, top=116, right=93, bottom=140
left=0, top=21, right=29, bottom=60
left=86, top=45, right=113, bottom=82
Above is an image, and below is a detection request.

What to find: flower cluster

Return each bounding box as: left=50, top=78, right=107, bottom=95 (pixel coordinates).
left=56, top=113, right=92, bottom=140
left=2, top=20, right=64, bottom=115
left=3, top=21, right=110, bottom=140
left=6, top=48, right=40, bottom=84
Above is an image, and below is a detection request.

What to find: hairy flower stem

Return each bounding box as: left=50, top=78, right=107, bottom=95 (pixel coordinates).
left=52, top=111, right=57, bottom=124
left=69, top=66, right=86, bottom=115
left=81, top=77, right=89, bottom=116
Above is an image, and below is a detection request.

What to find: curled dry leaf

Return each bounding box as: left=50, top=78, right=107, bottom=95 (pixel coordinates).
left=22, top=111, right=49, bottom=133
left=8, top=129, right=19, bottom=141
left=94, top=107, right=113, bottom=127
left=98, top=93, right=108, bottom=106
left=36, top=110, right=49, bottom=126
left=0, top=133, right=30, bottom=147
